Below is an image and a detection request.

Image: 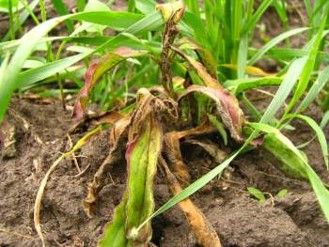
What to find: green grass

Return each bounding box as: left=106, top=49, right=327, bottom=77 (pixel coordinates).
left=0, top=0, right=329, bottom=245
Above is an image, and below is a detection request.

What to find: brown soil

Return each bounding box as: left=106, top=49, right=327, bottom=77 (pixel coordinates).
left=1, top=95, right=329, bottom=247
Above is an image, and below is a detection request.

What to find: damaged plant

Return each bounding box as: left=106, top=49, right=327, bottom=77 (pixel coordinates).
left=74, top=1, right=243, bottom=246
left=71, top=1, right=243, bottom=246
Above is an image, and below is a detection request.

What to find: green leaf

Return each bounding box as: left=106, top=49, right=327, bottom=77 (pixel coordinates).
left=284, top=17, right=327, bottom=115
left=298, top=65, right=329, bottom=112
left=276, top=189, right=288, bottom=198
left=248, top=27, right=309, bottom=65
left=320, top=111, right=329, bottom=129
left=125, top=113, right=162, bottom=244
left=247, top=122, right=329, bottom=222
left=284, top=114, right=328, bottom=169
left=260, top=56, right=307, bottom=124
left=224, top=77, right=282, bottom=95
left=82, top=0, right=111, bottom=33
left=247, top=187, right=266, bottom=202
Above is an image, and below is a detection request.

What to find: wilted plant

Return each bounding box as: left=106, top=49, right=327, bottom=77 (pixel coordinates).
left=71, top=2, right=244, bottom=246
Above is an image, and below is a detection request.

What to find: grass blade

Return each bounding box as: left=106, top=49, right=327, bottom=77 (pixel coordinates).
left=248, top=27, right=309, bottom=65
left=284, top=114, right=328, bottom=169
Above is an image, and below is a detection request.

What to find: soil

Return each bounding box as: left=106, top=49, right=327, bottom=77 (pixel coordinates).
left=1, top=94, right=329, bottom=247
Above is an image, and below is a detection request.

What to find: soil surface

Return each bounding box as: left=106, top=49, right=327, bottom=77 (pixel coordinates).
left=1, top=95, right=329, bottom=247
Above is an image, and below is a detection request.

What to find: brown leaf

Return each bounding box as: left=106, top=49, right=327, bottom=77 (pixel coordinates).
left=179, top=85, right=244, bottom=141
left=159, top=157, right=222, bottom=247
left=83, top=116, right=130, bottom=217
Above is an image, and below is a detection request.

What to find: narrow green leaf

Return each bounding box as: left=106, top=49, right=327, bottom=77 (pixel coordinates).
left=260, top=56, right=307, bottom=124
left=242, top=0, right=273, bottom=34
left=224, top=77, right=282, bottom=95
left=247, top=122, right=329, bottom=222
left=284, top=114, right=328, bottom=169
left=298, top=65, right=329, bottom=112
left=284, top=15, right=327, bottom=115
left=320, top=111, right=329, bottom=129
left=248, top=27, right=309, bottom=65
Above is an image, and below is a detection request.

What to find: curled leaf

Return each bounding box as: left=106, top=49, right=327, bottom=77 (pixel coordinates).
left=72, top=47, right=147, bottom=120
left=179, top=85, right=244, bottom=141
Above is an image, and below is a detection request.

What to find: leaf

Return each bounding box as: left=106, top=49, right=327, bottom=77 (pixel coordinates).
left=99, top=90, right=163, bottom=246
left=159, top=157, right=221, bottom=247
left=224, top=77, right=282, bottom=95
left=179, top=85, right=244, bottom=141
left=276, top=189, right=288, bottom=198
left=220, top=64, right=276, bottom=77
left=125, top=112, right=162, bottom=244
left=284, top=15, right=327, bottom=115
left=298, top=65, right=329, bottom=112
left=247, top=187, right=266, bottom=202
left=247, top=122, right=329, bottom=222
left=178, top=37, right=218, bottom=78
left=207, top=114, right=228, bottom=145
left=172, top=46, right=221, bottom=89
left=284, top=114, right=328, bottom=169
left=156, top=0, right=185, bottom=23
left=72, top=47, right=147, bottom=120
left=248, top=27, right=309, bottom=65
left=252, top=124, right=308, bottom=179
left=98, top=193, right=129, bottom=247
left=82, top=0, right=111, bottom=33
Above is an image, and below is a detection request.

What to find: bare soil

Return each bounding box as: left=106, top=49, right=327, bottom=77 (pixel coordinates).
left=1, top=96, right=329, bottom=247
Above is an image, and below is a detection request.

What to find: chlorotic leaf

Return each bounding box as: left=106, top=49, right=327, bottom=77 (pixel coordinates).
left=99, top=91, right=162, bottom=246
left=125, top=111, right=162, bottom=245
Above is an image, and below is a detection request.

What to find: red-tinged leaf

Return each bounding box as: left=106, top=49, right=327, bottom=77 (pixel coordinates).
left=72, top=47, right=148, bottom=120
left=179, top=85, right=244, bottom=141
